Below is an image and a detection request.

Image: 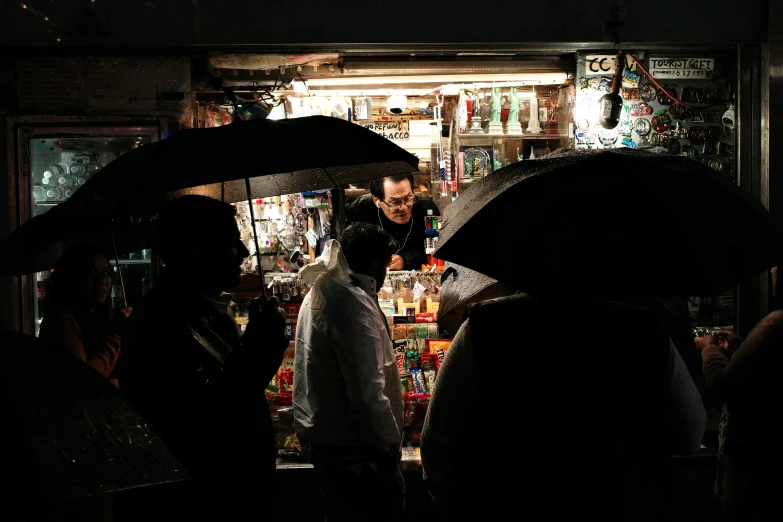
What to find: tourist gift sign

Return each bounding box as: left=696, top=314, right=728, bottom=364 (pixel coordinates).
left=648, top=58, right=715, bottom=80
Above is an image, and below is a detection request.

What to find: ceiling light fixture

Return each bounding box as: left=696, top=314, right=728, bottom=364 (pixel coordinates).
left=299, top=72, right=568, bottom=87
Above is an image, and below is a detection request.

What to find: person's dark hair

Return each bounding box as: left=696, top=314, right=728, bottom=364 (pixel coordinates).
left=340, top=222, right=398, bottom=274
left=156, top=195, right=237, bottom=266
left=46, top=245, right=113, bottom=333
left=369, top=173, right=415, bottom=201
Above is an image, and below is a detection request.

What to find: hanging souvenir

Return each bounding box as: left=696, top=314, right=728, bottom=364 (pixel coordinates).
left=682, top=109, right=705, bottom=123
left=681, top=87, right=703, bottom=105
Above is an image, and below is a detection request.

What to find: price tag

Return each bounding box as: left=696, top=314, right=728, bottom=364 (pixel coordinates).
left=413, top=281, right=426, bottom=302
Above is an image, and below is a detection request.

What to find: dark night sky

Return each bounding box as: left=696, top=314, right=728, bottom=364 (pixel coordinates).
left=0, top=0, right=770, bottom=48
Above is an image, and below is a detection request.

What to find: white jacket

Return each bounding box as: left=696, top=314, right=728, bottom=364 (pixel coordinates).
left=293, top=240, right=404, bottom=458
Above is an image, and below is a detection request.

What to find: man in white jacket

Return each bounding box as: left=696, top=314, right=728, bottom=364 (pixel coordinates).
left=293, top=222, right=405, bottom=522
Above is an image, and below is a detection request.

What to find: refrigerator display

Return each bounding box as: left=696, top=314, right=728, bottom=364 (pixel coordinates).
left=14, top=123, right=164, bottom=336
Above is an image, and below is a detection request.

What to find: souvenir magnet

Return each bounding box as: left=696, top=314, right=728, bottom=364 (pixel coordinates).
left=651, top=113, right=671, bottom=133
left=634, top=118, right=652, bottom=137
left=599, top=128, right=619, bottom=147
left=640, top=84, right=657, bottom=103
left=622, top=88, right=640, bottom=101
left=630, top=103, right=653, bottom=117
left=668, top=103, right=683, bottom=120
left=688, top=126, right=706, bottom=144
left=622, top=69, right=641, bottom=88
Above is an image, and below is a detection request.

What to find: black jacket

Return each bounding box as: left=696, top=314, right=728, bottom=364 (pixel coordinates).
left=346, top=193, right=440, bottom=270
left=119, top=277, right=288, bottom=520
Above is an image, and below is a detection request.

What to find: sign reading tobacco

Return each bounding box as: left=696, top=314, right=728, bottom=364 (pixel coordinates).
left=648, top=58, right=715, bottom=80
left=359, top=120, right=410, bottom=141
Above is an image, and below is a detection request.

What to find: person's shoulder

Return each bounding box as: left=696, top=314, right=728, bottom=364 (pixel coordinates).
left=465, top=293, right=530, bottom=323
left=345, top=193, right=375, bottom=221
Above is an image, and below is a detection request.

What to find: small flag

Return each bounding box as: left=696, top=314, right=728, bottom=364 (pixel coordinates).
left=439, top=160, right=447, bottom=197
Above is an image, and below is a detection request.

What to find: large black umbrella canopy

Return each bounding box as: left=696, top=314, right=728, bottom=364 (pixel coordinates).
left=437, top=262, right=517, bottom=336
left=0, top=331, right=190, bottom=508
left=0, top=203, right=152, bottom=275
left=67, top=115, right=420, bottom=218
left=435, top=148, right=783, bottom=297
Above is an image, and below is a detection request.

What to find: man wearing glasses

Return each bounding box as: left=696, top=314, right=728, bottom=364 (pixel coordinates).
left=346, top=173, right=440, bottom=271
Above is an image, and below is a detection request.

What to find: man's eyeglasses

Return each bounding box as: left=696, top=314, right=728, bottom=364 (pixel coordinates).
left=379, top=194, right=415, bottom=210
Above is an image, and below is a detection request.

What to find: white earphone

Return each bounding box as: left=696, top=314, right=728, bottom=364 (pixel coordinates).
left=375, top=199, right=380, bottom=208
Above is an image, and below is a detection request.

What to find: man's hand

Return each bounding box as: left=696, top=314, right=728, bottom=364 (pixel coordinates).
left=243, top=295, right=287, bottom=347
left=694, top=331, right=738, bottom=357
left=388, top=254, right=405, bottom=271
left=694, top=333, right=719, bottom=354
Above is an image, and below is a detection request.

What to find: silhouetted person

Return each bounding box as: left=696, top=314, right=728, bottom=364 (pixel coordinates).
left=694, top=263, right=783, bottom=521
left=39, top=245, right=133, bottom=388
left=120, top=195, right=288, bottom=521
left=422, top=293, right=706, bottom=521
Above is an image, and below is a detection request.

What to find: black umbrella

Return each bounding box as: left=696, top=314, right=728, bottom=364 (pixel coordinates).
left=0, top=331, right=190, bottom=511
left=66, top=115, right=420, bottom=219
left=435, top=148, right=783, bottom=297
left=0, top=203, right=153, bottom=277
left=61, top=115, right=419, bottom=297
left=436, top=262, right=517, bottom=336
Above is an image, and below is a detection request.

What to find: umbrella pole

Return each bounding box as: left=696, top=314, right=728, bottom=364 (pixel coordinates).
left=109, top=229, right=128, bottom=308
left=244, top=177, right=268, bottom=299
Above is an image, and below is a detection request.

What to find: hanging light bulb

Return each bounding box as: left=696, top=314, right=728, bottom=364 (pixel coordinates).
left=598, top=51, right=626, bottom=129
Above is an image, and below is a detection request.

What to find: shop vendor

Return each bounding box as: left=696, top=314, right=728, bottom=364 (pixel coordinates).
left=346, top=172, right=440, bottom=271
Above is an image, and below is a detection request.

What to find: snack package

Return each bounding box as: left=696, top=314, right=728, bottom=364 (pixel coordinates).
left=410, top=368, right=427, bottom=394
left=393, top=324, right=408, bottom=341
left=427, top=323, right=439, bottom=339
left=416, top=323, right=429, bottom=340
left=424, top=369, right=436, bottom=394
left=420, top=353, right=437, bottom=372
left=283, top=303, right=301, bottom=321
left=426, top=339, right=452, bottom=356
